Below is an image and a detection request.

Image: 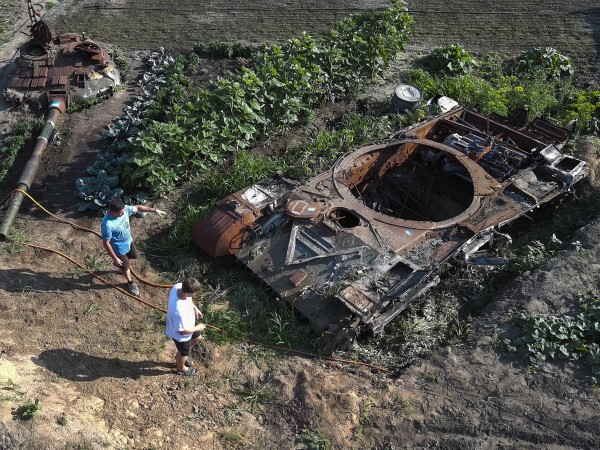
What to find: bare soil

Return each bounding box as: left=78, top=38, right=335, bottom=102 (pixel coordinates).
left=1, top=1, right=600, bottom=449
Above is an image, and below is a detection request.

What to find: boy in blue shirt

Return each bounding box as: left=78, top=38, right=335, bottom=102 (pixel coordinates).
left=101, top=198, right=166, bottom=296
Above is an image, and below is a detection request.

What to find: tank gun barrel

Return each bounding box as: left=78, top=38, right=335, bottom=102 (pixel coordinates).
left=0, top=97, right=66, bottom=241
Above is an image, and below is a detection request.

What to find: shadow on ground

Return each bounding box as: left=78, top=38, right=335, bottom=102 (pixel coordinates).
left=35, top=349, right=172, bottom=381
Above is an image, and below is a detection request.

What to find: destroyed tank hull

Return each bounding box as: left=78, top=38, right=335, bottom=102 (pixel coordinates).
left=195, top=108, right=588, bottom=352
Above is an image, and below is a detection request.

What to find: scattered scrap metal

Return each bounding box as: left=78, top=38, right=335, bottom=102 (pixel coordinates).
left=195, top=107, right=588, bottom=352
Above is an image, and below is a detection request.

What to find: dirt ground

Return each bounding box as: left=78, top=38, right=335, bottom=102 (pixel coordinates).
left=1, top=1, right=600, bottom=449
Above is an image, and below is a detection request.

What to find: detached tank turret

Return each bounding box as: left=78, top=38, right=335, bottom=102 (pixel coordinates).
left=0, top=2, right=121, bottom=240
left=4, top=2, right=120, bottom=110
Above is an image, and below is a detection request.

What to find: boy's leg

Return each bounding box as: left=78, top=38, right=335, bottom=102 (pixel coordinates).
left=174, top=339, right=192, bottom=373
left=175, top=351, right=185, bottom=372
left=190, top=331, right=202, bottom=350
left=118, top=253, right=139, bottom=295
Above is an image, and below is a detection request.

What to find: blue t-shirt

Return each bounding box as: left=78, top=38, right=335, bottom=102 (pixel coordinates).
left=101, top=205, right=136, bottom=255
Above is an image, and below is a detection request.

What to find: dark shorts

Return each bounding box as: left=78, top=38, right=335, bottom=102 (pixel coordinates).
left=117, top=241, right=138, bottom=271
left=173, top=331, right=201, bottom=356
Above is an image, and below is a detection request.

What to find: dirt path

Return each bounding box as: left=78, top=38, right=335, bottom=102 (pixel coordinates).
left=1, top=1, right=600, bottom=449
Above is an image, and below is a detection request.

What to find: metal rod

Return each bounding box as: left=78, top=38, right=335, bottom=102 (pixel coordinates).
left=0, top=98, right=65, bottom=241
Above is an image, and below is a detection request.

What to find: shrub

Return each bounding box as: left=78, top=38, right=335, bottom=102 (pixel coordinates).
left=419, top=44, right=477, bottom=76
left=556, top=88, right=600, bottom=134
left=509, top=47, right=574, bottom=80
left=496, top=69, right=558, bottom=121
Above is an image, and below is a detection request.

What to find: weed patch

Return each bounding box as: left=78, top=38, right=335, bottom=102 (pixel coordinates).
left=353, top=397, right=373, bottom=440
left=0, top=117, right=44, bottom=188
left=236, top=376, right=275, bottom=414
left=302, top=429, right=333, bottom=450
left=12, top=399, right=42, bottom=421
left=0, top=379, right=25, bottom=402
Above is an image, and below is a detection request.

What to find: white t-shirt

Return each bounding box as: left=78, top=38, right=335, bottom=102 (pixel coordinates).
left=165, top=283, right=196, bottom=342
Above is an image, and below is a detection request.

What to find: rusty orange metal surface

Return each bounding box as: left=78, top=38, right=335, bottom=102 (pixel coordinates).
left=194, top=107, right=588, bottom=351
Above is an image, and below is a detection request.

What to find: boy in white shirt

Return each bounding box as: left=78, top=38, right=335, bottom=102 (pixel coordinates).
left=165, top=278, right=205, bottom=376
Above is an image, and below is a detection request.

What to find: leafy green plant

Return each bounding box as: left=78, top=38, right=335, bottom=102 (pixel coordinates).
left=14, top=399, right=42, bottom=421
left=84, top=252, right=111, bottom=270
left=110, top=48, right=129, bottom=74
left=122, top=1, right=412, bottom=195
left=505, top=292, right=600, bottom=380
left=302, top=429, right=333, bottom=450
left=268, top=311, right=291, bottom=346
left=496, top=69, right=559, bottom=122
left=510, top=47, right=574, bottom=80
left=203, top=307, right=248, bottom=344
left=450, top=317, right=473, bottom=339
left=85, top=96, right=98, bottom=108
left=419, top=44, right=477, bottom=75
left=66, top=102, right=83, bottom=113
left=512, top=240, right=553, bottom=273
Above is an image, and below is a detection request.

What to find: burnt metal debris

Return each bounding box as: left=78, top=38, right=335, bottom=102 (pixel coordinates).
left=194, top=106, right=588, bottom=352
left=3, top=1, right=120, bottom=109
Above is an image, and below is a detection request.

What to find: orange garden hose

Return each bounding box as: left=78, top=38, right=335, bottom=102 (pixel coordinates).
left=14, top=188, right=171, bottom=288
left=3, top=189, right=388, bottom=373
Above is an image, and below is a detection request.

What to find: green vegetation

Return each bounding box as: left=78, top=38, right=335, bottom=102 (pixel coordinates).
left=0, top=229, right=28, bottom=255
left=13, top=399, right=42, bottom=421
left=117, top=0, right=412, bottom=195
left=353, top=397, right=373, bottom=440
left=505, top=291, right=600, bottom=381
left=418, top=44, right=477, bottom=75
left=236, top=377, right=275, bottom=413
left=396, top=395, right=413, bottom=416
left=0, top=117, right=44, bottom=187
left=83, top=303, right=102, bottom=316
left=194, top=41, right=258, bottom=59
left=196, top=268, right=317, bottom=349
left=557, top=89, right=600, bottom=134
left=302, top=429, right=333, bottom=450
left=509, top=47, right=574, bottom=80
left=109, top=48, right=129, bottom=78
left=63, top=1, right=599, bottom=368
left=219, top=429, right=248, bottom=448
left=0, top=379, right=25, bottom=401
left=0, top=2, right=10, bottom=47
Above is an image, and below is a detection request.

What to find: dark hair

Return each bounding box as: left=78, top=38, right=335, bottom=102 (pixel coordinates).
left=182, top=278, right=201, bottom=294
left=108, top=198, right=125, bottom=212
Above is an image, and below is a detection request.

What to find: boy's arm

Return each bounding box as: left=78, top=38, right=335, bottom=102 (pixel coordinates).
left=103, top=239, right=122, bottom=267
left=135, top=205, right=167, bottom=217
